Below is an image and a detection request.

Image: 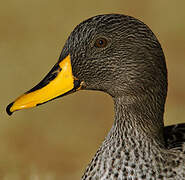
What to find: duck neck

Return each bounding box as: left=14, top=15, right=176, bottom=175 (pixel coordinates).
left=82, top=95, right=167, bottom=179
left=107, top=95, right=166, bottom=147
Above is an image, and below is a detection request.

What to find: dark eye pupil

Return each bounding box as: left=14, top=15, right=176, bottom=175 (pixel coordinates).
left=99, top=40, right=104, bottom=45
left=95, top=38, right=107, bottom=48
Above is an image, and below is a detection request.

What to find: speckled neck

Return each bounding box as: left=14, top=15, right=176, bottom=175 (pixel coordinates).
left=107, top=96, right=166, bottom=146
left=82, top=96, right=168, bottom=180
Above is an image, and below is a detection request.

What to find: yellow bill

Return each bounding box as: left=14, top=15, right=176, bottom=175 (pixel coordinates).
left=6, top=55, right=82, bottom=115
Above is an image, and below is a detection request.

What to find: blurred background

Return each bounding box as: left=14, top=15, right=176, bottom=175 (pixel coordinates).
left=1, top=0, right=185, bottom=179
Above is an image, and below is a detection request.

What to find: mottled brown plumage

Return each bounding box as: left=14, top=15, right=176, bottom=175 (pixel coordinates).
left=7, top=14, right=185, bottom=179
left=63, top=14, right=185, bottom=179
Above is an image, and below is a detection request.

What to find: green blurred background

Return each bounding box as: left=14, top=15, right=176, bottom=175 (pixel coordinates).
left=1, top=0, right=185, bottom=179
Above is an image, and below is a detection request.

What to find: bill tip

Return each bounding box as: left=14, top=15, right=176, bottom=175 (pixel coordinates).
left=6, top=102, right=14, bottom=116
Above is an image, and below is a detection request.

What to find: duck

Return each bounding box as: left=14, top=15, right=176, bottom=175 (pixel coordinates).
left=6, top=14, right=185, bottom=179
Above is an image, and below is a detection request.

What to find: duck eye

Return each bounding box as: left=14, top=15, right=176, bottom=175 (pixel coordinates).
left=94, top=38, right=108, bottom=48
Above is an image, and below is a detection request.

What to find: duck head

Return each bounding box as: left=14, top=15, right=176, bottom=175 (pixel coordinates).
left=6, top=14, right=167, bottom=115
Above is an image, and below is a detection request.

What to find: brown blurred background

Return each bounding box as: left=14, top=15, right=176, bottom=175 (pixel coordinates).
left=1, top=0, right=185, bottom=179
